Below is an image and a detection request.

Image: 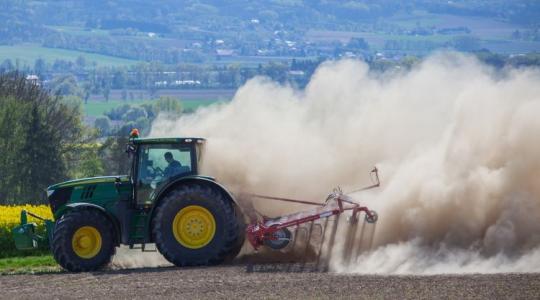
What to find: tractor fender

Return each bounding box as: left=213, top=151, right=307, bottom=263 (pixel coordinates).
left=153, top=175, right=240, bottom=208
left=64, top=203, right=121, bottom=246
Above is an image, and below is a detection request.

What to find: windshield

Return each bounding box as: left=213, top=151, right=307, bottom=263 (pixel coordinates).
left=135, top=143, right=194, bottom=205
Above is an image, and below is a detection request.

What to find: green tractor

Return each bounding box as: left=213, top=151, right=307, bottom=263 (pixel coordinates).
left=12, top=132, right=245, bottom=272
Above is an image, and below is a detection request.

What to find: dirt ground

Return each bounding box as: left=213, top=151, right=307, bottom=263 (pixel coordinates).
left=1, top=264, right=539, bottom=299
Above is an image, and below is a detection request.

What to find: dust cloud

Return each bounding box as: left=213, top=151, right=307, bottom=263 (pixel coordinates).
left=150, top=52, right=540, bottom=274
left=112, top=245, right=171, bottom=269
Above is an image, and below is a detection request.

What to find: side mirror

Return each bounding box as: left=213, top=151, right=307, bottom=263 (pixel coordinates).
left=125, top=143, right=136, bottom=155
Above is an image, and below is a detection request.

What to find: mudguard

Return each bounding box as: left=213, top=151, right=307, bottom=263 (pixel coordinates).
left=153, top=175, right=240, bottom=208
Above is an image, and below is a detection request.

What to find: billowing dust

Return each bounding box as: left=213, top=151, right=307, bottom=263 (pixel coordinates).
left=145, top=52, right=540, bottom=274
left=112, top=246, right=171, bottom=269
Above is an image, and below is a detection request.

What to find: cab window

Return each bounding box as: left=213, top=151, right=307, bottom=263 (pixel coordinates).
left=136, top=143, right=193, bottom=205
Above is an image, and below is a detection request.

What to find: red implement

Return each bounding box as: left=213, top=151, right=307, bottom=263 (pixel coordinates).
left=245, top=167, right=380, bottom=252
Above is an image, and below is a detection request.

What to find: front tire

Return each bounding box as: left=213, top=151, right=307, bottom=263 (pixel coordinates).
left=153, top=184, right=244, bottom=266
left=52, top=209, right=115, bottom=272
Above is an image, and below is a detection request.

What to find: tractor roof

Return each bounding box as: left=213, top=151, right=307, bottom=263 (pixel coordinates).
left=132, top=137, right=206, bottom=144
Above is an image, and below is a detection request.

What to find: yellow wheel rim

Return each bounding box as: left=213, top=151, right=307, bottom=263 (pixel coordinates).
left=72, top=226, right=102, bottom=259
left=173, top=205, right=216, bottom=249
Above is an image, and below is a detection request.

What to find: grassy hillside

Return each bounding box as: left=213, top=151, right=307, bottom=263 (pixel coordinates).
left=84, top=99, right=223, bottom=117
left=0, top=44, right=138, bottom=67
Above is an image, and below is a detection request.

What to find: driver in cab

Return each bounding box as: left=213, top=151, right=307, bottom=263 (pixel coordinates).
left=163, top=152, right=182, bottom=178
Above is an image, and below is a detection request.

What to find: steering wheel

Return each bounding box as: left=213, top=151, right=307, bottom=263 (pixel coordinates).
left=152, top=166, right=164, bottom=176
left=150, top=167, right=164, bottom=189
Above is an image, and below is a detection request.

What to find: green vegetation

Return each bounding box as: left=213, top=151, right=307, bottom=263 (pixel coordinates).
left=84, top=99, right=222, bottom=117
left=1, top=1, right=539, bottom=68
left=95, top=96, right=192, bottom=136
left=0, top=73, right=86, bottom=203
left=0, top=44, right=138, bottom=67
left=45, top=26, right=111, bottom=37
left=0, top=255, right=61, bottom=275
left=85, top=100, right=153, bottom=117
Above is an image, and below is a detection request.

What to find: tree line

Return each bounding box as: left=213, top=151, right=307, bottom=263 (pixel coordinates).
left=0, top=58, right=323, bottom=100
left=0, top=73, right=132, bottom=204
left=3, top=52, right=540, bottom=103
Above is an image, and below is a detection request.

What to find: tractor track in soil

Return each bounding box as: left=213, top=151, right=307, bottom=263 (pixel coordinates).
left=1, top=264, right=539, bottom=299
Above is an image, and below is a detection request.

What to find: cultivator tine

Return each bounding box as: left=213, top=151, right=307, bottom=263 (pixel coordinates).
left=287, top=225, right=304, bottom=272
left=291, top=225, right=300, bottom=252
left=301, top=221, right=315, bottom=271
left=322, top=215, right=340, bottom=271
left=351, top=221, right=366, bottom=259
left=310, top=223, right=323, bottom=271
left=367, top=222, right=377, bottom=250
left=348, top=218, right=378, bottom=263
left=313, top=223, right=323, bottom=242
left=342, top=211, right=359, bottom=264
left=315, top=217, right=329, bottom=270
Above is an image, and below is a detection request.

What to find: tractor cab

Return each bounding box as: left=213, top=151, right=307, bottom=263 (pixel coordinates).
left=127, top=136, right=206, bottom=206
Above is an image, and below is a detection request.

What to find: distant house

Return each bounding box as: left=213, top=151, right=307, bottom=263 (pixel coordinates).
left=26, top=75, right=40, bottom=85
left=171, top=80, right=201, bottom=86
left=285, top=40, right=296, bottom=47
left=154, top=80, right=168, bottom=87
left=288, top=70, right=305, bottom=76
left=216, top=49, right=234, bottom=56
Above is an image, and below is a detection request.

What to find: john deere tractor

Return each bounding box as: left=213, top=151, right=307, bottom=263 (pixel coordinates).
left=12, top=131, right=245, bottom=272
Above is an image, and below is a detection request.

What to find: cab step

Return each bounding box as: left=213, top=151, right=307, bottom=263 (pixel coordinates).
left=128, top=243, right=157, bottom=252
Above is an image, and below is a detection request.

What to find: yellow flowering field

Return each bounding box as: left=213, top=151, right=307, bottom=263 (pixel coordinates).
left=0, top=205, right=52, bottom=225
left=0, top=205, right=52, bottom=257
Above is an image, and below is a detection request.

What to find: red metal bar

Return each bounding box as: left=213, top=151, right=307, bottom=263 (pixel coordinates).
left=246, top=193, right=324, bottom=206
left=272, top=209, right=340, bottom=231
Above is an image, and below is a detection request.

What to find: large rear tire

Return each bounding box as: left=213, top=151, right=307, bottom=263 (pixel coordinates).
left=152, top=184, right=244, bottom=266
left=52, top=209, right=116, bottom=272
left=223, top=205, right=246, bottom=262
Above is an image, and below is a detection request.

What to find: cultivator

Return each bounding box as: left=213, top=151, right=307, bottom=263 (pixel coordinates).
left=244, top=167, right=380, bottom=271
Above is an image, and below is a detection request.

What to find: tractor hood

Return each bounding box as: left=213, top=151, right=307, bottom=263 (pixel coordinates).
left=47, top=176, right=130, bottom=191
left=46, top=176, right=131, bottom=215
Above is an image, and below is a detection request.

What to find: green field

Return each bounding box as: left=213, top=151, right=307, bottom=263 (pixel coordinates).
left=0, top=255, right=60, bottom=275
left=0, top=44, right=139, bottom=67
left=387, top=10, right=442, bottom=28
left=84, top=99, right=223, bottom=117
left=46, top=26, right=111, bottom=37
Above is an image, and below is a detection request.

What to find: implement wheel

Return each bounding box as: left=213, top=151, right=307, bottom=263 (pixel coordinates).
left=52, top=209, right=115, bottom=272
left=152, top=184, right=244, bottom=266
left=263, top=228, right=292, bottom=250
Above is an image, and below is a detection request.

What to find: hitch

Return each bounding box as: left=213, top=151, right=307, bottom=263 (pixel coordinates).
left=12, top=210, right=54, bottom=250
